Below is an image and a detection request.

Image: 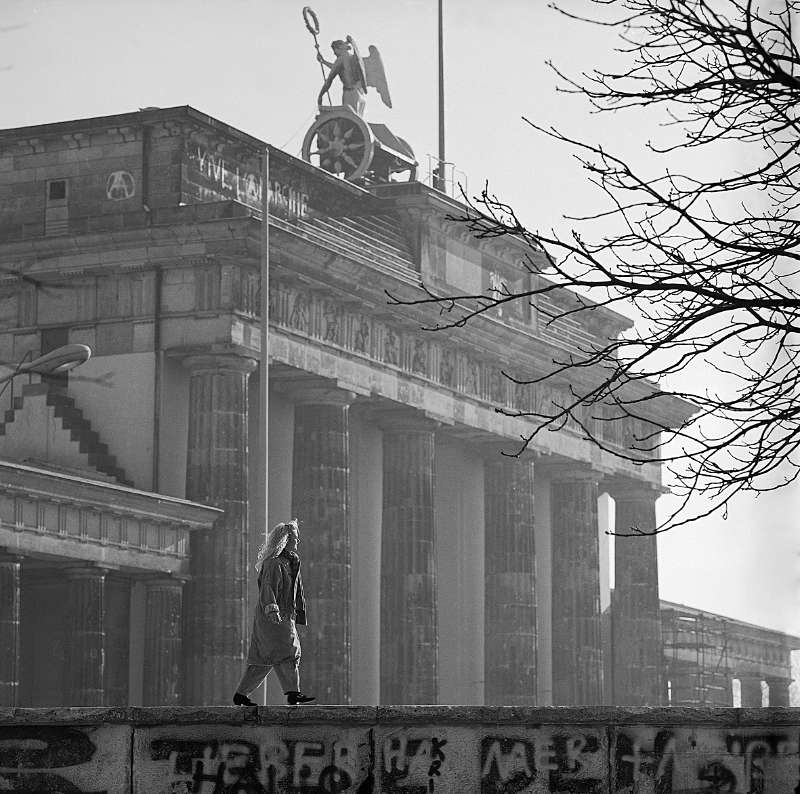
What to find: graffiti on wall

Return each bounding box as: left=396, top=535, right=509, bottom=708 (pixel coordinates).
left=184, top=146, right=309, bottom=219
left=147, top=735, right=364, bottom=793
left=106, top=170, right=135, bottom=200
left=379, top=728, right=605, bottom=793
left=0, top=726, right=116, bottom=793
left=3, top=721, right=799, bottom=794
left=613, top=728, right=800, bottom=794
left=382, top=734, right=448, bottom=793
left=481, top=732, right=604, bottom=793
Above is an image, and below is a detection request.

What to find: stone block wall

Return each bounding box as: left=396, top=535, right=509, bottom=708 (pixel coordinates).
left=1, top=706, right=799, bottom=792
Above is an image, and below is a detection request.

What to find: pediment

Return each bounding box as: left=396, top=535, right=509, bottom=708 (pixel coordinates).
left=0, top=382, right=131, bottom=485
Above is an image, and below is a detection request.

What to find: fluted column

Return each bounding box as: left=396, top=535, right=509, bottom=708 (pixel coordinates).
left=103, top=574, right=131, bottom=706
left=608, top=480, right=663, bottom=706
left=380, top=415, right=438, bottom=704
left=183, top=353, right=257, bottom=705
left=484, top=456, right=537, bottom=705
left=548, top=465, right=603, bottom=704
left=291, top=386, right=353, bottom=704
left=765, top=676, right=791, bottom=707
left=64, top=566, right=106, bottom=706
left=0, top=553, right=22, bottom=706
left=143, top=576, right=184, bottom=705
left=739, top=672, right=764, bottom=707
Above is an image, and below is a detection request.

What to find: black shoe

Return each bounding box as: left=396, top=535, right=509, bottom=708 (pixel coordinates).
left=232, top=692, right=257, bottom=707
left=286, top=691, right=316, bottom=705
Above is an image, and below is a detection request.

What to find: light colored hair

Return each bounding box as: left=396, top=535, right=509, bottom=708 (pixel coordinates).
left=254, top=518, right=298, bottom=570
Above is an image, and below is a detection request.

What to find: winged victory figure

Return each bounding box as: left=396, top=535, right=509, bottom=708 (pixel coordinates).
left=317, top=34, right=392, bottom=118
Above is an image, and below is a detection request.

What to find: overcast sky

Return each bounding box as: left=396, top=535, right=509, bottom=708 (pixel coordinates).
left=3, top=0, right=798, bottom=635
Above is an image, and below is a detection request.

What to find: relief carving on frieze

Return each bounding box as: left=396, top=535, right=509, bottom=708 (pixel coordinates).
left=488, top=365, right=507, bottom=405
left=440, top=348, right=456, bottom=388
left=353, top=316, right=370, bottom=353
left=322, top=299, right=341, bottom=344
left=266, top=278, right=645, bottom=451
left=383, top=326, right=400, bottom=366
left=411, top=339, right=427, bottom=375
left=288, top=290, right=309, bottom=333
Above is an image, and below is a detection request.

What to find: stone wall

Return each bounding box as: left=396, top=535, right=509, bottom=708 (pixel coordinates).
left=1, top=706, right=799, bottom=792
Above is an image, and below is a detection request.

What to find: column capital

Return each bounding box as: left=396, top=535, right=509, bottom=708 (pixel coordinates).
left=764, top=675, right=792, bottom=707
left=141, top=573, right=188, bottom=588
left=474, top=439, right=538, bottom=464
left=277, top=378, right=356, bottom=406
left=181, top=353, right=257, bottom=375
left=364, top=404, right=441, bottom=433
left=602, top=476, right=661, bottom=502
left=63, top=564, right=110, bottom=579
left=764, top=674, right=792, bottom=686
left=736, top=670, right=764, bottom=681
left=537, top=459, right=600, bottom=483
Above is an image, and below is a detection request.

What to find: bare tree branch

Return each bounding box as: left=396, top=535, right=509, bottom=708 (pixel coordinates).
left=388, top=0, right=800, bottom=533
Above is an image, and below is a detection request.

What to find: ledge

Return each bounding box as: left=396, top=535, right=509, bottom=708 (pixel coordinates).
left=2, top=705, right=799, bottom=726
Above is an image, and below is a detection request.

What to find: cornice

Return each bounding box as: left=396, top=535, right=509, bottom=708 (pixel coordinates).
left=0, top=459, right=221, bottom=529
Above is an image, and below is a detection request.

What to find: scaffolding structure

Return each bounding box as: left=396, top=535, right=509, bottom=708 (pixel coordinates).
left=662, top=608, right=731, bottom=706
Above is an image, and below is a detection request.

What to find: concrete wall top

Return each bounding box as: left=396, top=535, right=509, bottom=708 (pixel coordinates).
left=3, top=705, right=799, bottom=727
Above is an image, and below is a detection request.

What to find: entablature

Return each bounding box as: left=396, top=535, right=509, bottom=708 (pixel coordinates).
left=0, top=459, right=221, bottom=574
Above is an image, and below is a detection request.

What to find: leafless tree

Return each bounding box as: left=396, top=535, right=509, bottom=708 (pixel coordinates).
left=388, top=0, right=800, bottom=532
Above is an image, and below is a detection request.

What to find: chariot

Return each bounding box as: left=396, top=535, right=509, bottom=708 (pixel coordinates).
left=301, top=106, right=417, bottom=184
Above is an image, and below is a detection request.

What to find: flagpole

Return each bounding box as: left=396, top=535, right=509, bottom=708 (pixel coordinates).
left=436, top=0, right=445, bottom=192
left=259, top=144, right=270, bottom=706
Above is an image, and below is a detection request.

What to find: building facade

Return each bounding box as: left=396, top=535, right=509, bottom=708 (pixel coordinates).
left=661, top=601, right=799, bottom=708
left=0, top=106, right=748, bottom=708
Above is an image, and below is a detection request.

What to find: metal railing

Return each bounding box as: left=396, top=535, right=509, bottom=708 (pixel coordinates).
left=422, top=154, right=468, bottom=199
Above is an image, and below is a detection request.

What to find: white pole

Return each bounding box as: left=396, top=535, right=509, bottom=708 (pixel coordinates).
left=437, top=0, right=445, bottom=192
left=259, top=145, right=270, bottom=705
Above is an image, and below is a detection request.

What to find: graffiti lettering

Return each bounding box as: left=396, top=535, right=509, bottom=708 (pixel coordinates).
left=0, top=727, right=106, bottom=793
left=151, top=736, right=357, bottom=793
left=188, top=147, right=309, bottom=218
left=383, top=734, right=448, bottom=793
left=614, top=729, right=800, bottom=794
left=614, top=730, right=676, bottom=793
left=426, top=737, right=446, bottom=792
left=480, top=732, right=603, bottom=794
left=480, top=737, right=535, bottom=793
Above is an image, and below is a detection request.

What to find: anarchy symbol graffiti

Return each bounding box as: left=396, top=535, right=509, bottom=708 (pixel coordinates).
left=106, top=170, right=135, bottom=200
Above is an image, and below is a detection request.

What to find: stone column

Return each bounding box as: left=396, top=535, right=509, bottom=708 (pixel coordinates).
left=64, top=566, right=106, bottom=706
left=0, top=553, right=22, bottom=706
left=143, top=576, right=184, bottom=706
left=738, top=672, right=764, bottom=707
left=548, top=465, right=603, bottom=705
left=103, top=574, right=131, bottom=706
left=608, top=480, right=663, bottom=706
left=381, top=415, right=438, bottom=704
left=484, top=456, right=537, bottom=705
left=765, top=676, right=791, bottom=707
left=291, top=386, right=353, bottom=704
left=183, top=354, right=257, bottom=705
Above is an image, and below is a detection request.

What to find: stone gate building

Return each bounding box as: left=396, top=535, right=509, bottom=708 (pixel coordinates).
left=0, top=106, right=779, bottom=709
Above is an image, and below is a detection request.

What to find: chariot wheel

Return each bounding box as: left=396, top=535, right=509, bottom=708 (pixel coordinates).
left=302, top=108, right=375, bottom=182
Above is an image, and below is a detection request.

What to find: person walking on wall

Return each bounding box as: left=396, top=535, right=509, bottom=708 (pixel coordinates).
left=232, top=519, right=316, bottom=706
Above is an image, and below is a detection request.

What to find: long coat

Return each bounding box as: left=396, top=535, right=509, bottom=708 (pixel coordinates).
left=246, top=553, right=307, bottom=666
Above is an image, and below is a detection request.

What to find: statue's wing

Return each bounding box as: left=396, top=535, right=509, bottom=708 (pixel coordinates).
left=363, top=45, right=392, bottom=108
left=345, top=35, right=368, bottom=94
